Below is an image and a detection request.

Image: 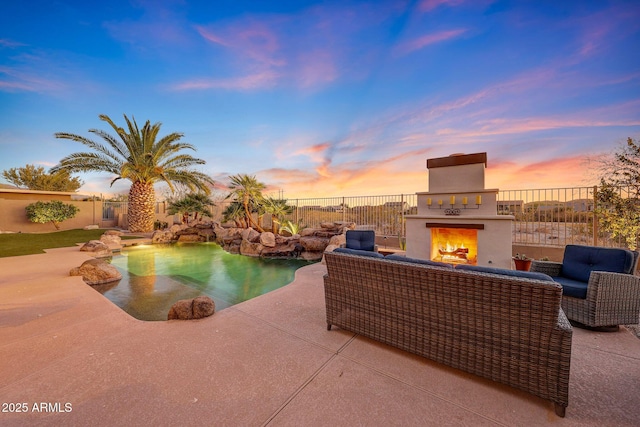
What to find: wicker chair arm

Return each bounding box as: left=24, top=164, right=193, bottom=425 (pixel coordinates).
left=530, top=260, right=562, bottom=277
left=587, top=271, right=640, bottom=300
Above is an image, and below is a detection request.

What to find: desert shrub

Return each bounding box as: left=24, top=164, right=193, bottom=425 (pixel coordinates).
left=25, top=200, right=79, bottom=230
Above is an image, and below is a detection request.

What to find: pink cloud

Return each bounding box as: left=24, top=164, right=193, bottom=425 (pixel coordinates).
left=418, top=0, right=467, bottom=13
left=487, top=156, right=589, bottom=189
left=0, top=38, right=26, bottom=48
left=170, top=70, right=279, bottom=91
left=185, top=2, right=403, bottom=92
left=296, top=49, right=338, bottom=88
left=396, top=28, right=467, bottom=56
left=0, top=66, right=67, bottom=93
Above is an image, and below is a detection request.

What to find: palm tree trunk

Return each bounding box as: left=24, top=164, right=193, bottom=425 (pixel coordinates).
left=243, top=196, right=264, bottom=232
left=128, top=181, right=155, bottom=233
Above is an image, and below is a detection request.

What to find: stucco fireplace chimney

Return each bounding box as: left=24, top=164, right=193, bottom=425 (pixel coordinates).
left=405, top=152, right=514, bottom=269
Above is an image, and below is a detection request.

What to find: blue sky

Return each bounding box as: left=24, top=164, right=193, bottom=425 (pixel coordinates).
left=1, top=0, right=639, bottom=198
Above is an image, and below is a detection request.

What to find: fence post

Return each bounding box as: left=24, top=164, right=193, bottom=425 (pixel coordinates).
left=401, top=194, right=405, bottom=239
left=592, top=185, right=598, bottom=246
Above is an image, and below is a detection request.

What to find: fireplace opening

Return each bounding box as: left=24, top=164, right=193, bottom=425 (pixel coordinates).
left=431, top=228, right=478, bottom=265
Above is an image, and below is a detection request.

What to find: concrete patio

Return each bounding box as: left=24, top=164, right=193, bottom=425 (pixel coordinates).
left=1, top=247, right=639, bottom=426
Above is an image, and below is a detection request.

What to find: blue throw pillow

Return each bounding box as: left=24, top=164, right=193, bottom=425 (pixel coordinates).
left=345, top=230, right=376, bottom=252
left=455, top=264, right=554, bottom=281
left=385, top=254, right=453, bottom=268
left=333, top=247, right=385, bottom=258
left=561, top=245, right=635, bottom=283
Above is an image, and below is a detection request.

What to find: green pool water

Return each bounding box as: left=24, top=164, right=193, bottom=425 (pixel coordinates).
left=97, top=243, right=313, bottom=321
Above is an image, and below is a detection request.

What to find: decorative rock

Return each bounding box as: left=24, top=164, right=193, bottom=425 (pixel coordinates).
left=176, top=227, right=199, bottom=235
left=299, top=236, right=330, bottom=252
left=320, top=222, right=336, bottom=229
left=241, top=227, right=260, bottom=242
left=70, top=259, right=122, bottom=285
left=152, top=230, right=174, bottom=244
left=167, top=296, right=216, bottom=320
left=299, top=228, right=315, bottom=237
left=240, top=239, right=263, bottom=256
left=79, top=240, right=112, bottom=257
left=100, top=233, right=122, bottom=245
left=329, top=234, right=346, bottom=246
left=177, top=234, right=205, bottom=243
left=261, top=241, right=298, bottom=257
left=260, top=232, right=276, bottom=247
left=195, top=221, right=214, bottom=228
left=103, top=229, right=123, bottom=236
left=83, top=225, right=99, bottom=230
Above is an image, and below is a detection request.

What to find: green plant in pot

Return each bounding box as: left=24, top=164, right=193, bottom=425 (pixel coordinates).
left=513, top=253, right=533, bottom=271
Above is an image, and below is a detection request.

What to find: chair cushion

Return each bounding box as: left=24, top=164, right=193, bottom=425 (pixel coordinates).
left=345, top=230, right=376, bottom=252
left=456, top=264, right=555, bottom=281
left=385, top=254, right=453, bottom=268
left=552, top=276, right=588, bottom=299
left=561, top=245, right=635, bottom=283
left=333, top=247, right=385, bottom=258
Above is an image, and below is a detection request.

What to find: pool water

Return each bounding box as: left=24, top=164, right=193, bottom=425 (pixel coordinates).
left=97, top=243, right=313, bottom=321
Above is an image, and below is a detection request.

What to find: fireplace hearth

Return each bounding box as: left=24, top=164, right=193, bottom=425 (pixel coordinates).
left=405, top=153, right=514, bottom=269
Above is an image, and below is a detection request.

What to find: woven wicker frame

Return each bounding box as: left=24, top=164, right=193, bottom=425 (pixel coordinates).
left=531, top=260, right=640, bottom=327
left=324, top=252, right=572, bottom=417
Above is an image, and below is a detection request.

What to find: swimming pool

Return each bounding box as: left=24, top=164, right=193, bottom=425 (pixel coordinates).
left=97, top=243, right=314, bottom=321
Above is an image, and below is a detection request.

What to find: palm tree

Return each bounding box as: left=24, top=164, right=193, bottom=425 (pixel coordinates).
left=52, top=114, right=214, bottom=232
left=262, top=197, right=294, bottom=233
left=167, top=193, right=214, bottom=224
left=222, top=201, right=247, bottom=227
left=226, top=174, right=266, bottom=232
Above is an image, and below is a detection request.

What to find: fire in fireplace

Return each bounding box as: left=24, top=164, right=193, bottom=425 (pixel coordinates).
left=430, top=227, right=478, bottom=264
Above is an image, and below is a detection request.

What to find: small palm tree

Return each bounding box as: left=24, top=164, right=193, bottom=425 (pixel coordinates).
left=167, top=193, right=214, bottom=224
left=226, top=174, right=266, bottom=232
left=262, top=197, right=294, bottom=233
left=52, top=114, right=214, bottom=232
left=222, top=201, right=247, bottom=227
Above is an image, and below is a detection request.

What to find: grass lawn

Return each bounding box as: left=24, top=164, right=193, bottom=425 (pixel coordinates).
left=0, top=229, right=140, bottom=258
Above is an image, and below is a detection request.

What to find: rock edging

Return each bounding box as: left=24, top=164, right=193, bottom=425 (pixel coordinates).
left=150, top=220, right=353, bottom=261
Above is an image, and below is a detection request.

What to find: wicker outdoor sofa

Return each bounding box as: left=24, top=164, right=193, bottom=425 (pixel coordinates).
left=324, top=250, right=573, bottom=417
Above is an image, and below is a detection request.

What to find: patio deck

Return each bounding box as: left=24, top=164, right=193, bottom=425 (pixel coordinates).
left=1, top=247, right=639, bottom=426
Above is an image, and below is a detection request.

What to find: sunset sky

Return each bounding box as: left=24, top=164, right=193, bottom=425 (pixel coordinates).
left=1, top=0, right=639, bottom=199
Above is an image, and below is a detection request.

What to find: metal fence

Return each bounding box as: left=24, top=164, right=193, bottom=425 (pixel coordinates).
left=106, top=185, right=638, bottom=249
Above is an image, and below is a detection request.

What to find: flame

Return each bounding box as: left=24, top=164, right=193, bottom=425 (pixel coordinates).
left=431, top=228, right=478, bottom=265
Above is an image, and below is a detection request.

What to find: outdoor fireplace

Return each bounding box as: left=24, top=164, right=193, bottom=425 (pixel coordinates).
left=405, top=153, right=514, bottom=269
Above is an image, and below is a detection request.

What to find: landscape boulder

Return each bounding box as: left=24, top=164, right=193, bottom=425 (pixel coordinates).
left=152, top=230, right=174, bottom=244
left=168, top=296, right=216, bottom=320
left=260, top=232, right=276, bottom=247
left=240, top=239, right=263, bottom=257
left=177, top=234, right=205, bottom=243
left=241, top=227, right=261, bottom=242
left=79, top=240, right=112, bottom=258
left=70, top=259, right=122, bottom=285
left=100, top=233, right=122, bottom=246
left=299, top=236, right=330, bottom=252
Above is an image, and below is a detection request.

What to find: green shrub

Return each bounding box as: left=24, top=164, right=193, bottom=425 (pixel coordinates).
left=154, top=220, right=169, bottom=230
left=25, top=200, right=79, bottom=230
